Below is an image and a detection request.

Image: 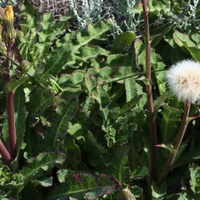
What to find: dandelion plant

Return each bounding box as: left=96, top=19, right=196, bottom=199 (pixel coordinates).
left=157, top=60, right=200, bottom=184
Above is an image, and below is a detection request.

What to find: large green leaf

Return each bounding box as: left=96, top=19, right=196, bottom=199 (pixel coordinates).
left=64, top=135, right=81, bottom=168
left=131, top=166, right=148, bottom=180
left=106, top=54, right=132, bottom=67
left=153, top=90, right=171, bottom=120
left=123, top=66, right=143, bottom=103
left=125, top=77, right=136, bottom=102
left=40, top=93, right=78, bottom=149
left=41, top=43, right=71, bottom=77
left=20, top=153, right=65, bottom=185
left=174, top=150, right=200, bottom=169
left=14, top=87, right=27, bottom=154
left=20, top=183, right=44, bottom=200
left=53, top=95, right=78, bottom=146
left=41, top=22, right=110, bottom=76
left=46, top=173, right=120, bottom=200
left=28, top=87, right=54, bottom=117
left=160, top=105, right=182, bottom=144
left=74, top=22, right=110, bottom=50
left=84, top=132, right=112, bottom=170
left=74, top=46, right=110, bottom=62
left=112, top=31, right=136, bottom=53
left=6, top=78, right=29, bottom=93
left=173, top=31, right=200, bottom=61
left=111, top=145, right=129, bottom=183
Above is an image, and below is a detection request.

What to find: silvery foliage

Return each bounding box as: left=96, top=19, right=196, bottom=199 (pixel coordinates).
left=183, top=0, right=200, bottom=31
left=70, top=0, right=142, bottom=35
left=154, top=0, right=200, bottom=32
left=69, top=0, right=200, bottom=33
left=0, top=0, right=17, bottom=6
left=0, top=0, right=200, bottom=34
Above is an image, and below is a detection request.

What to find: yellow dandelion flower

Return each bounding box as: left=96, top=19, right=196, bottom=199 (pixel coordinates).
left=2, top=6, right=16, bottom=43
left=4, top=6, right=14, bottom=22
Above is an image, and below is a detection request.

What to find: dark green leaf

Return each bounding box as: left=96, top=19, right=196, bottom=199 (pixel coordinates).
left=151, top=183, right=167, bottom=200
left=189, top=163, right=200, bottom=194
left=15, top=87, right=27, bottom=154
left=41, top=44, right=71, bottom=77
left=46, top=173, right=120, bottom=200
left=111, top=145, right=129, bottom=183
left=131, top=166, right=148, bottom=180
left=29, top=88, right=54, bottom=117
left=173, top=31, right=200, bottom=61
left=112, top=32, right=136, bottom=53
left=20, top=153, right=65, bottom=185
left=6, top=77, right=29, bottom=92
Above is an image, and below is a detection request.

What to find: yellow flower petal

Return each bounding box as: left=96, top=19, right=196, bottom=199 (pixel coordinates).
left=4, top=6, right=14, bottom=22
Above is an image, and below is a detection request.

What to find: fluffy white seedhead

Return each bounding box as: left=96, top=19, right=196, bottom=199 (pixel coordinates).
left=167, top=60, right=200, bottom=104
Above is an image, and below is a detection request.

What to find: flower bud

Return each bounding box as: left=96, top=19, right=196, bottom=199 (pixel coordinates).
left=0, top=40, right=7, bottom=54
left=2, top=25, right=16, bottom=43
left=20, top=60, right=30, bottom=72
left=118, top=188, right=136, bottom=200
left=4, top=6, right=14, bottom=23
left=0, top=25, right=6, bottom=53
left=2, top=6, right=16, bottom=43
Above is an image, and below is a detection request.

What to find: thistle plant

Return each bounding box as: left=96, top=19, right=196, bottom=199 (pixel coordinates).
left=140, top=0, right=200, bottom=188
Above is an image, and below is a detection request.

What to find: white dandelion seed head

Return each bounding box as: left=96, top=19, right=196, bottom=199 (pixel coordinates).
left=167, top=60, right=200, bottom=104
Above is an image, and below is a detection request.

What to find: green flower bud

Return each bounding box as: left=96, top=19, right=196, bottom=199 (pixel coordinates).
left=0, top=40, right=7, bottom=54
left=118, top=188, right=136, bottom=200
left=2, top=22, right=16, bottom=43
left=20, top=60, right=30, bottom=72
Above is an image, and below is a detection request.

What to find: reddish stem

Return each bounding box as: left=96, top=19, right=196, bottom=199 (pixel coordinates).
left=157, top=102, right=191, bottom=185
left=0, top=139, right=12, bottom=166
left=3, top=41, right=16, bottom=159
left=142, top=0, right=157, bottom=180
left=7, top=91, right=16, bottom=158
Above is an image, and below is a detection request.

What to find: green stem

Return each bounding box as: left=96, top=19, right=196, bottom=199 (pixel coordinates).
left=98, top=69, right=165, bottom=86
left=157, top=102, right=191, bottom=185
left=142, top=0, right=157, bottom=180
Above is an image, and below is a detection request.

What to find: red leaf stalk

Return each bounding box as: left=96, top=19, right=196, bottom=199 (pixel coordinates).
left=141, top=0, right=157, bottom=180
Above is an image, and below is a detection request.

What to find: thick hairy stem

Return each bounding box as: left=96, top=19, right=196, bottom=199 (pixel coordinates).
left=157, top=102, right=191, bottom=185
left=142, top=0, right=157, bottom=180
